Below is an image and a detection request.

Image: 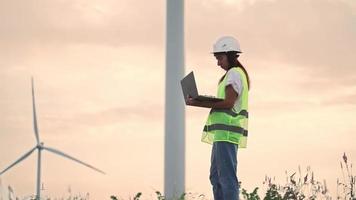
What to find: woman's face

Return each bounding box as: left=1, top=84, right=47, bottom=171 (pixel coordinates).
left=214, top=53, right=229, bottom=70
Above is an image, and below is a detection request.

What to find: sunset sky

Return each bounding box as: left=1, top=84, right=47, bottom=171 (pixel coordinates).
left=1, top=0, right=356, bottom=199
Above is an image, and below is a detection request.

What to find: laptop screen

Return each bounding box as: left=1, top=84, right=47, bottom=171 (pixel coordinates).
left=180, top=71, right=199, bottom=101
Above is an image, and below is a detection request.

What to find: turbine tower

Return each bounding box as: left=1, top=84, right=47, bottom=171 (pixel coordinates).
left=0, top=78, right=105, bottom=200
left=165, top=0, right=185, bottom=199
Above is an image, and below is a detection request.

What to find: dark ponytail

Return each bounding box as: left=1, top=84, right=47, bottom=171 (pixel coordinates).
left=218, top=51, right=251, bottom=90
left=235, top=57, right=251, bottom=91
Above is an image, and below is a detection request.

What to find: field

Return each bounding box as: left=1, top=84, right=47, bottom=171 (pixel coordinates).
left=1, top=154, right=354, bottom=200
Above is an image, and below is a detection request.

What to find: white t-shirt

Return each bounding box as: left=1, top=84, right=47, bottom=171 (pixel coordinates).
left=226, top=68, right=243, bottom=95
left=225, top=68, right=243, bottom=110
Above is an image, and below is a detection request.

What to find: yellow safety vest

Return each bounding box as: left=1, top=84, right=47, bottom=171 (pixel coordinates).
left=201, top=67, right=249, bottom=148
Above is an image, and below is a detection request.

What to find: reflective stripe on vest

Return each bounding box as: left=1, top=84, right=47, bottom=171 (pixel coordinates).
left=201, top=67, right=249, bottom=148
left=209, top=108, right=249, bottom=118
left=203, top=124, right=248, bottom=136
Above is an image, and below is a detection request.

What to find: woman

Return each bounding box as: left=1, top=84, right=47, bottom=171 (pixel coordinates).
left=186, top=36, right=250, bottom=200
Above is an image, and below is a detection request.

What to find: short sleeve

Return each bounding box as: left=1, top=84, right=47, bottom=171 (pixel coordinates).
left=226, top=69, right=242, bottom=95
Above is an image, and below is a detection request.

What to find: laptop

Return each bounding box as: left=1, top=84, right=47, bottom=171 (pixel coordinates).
left=180, top=71, right=223, bottom=103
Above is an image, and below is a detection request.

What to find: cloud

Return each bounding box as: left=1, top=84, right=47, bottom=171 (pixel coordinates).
left=2, top=0, right=355, bottom=84
left=41, top=104, right=164, bottom=131
left=321, top=92, right=356, bottom=106
left=186, top=0, right=356, bottom=86
left=0, top=0, right=164, bottom=47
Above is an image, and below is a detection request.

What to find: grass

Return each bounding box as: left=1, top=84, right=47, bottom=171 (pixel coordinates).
left=110, top=153, right=355, bottom=200
left=1, top=154, right=354, bottom=200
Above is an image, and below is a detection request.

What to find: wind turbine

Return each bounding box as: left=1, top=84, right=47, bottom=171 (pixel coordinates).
left=0, top=77, right=105, bottom=200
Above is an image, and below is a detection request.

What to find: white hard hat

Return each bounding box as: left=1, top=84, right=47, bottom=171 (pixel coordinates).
left=212, top=36, right=242, bottom=54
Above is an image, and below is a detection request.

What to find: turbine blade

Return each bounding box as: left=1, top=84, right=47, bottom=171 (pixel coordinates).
left=0, top=146, right=37, bottom=176
left=43, top=146, right=105, bottom=175
left=31, top=77, right=40, bottom=145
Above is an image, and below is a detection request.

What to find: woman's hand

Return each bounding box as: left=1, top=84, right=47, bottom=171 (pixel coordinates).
left=185, top=85, right=238, bottom=109
left=186, top=95, right=200, bottom=106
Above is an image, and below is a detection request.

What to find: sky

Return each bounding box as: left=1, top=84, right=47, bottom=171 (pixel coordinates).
left=0, top=0, right=356, bottom=199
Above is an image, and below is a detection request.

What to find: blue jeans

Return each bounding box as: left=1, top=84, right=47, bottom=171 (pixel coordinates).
left=210, top=141, right=239, bottom=200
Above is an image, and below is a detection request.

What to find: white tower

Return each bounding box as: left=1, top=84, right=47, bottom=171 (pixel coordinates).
left=164, top=0, right=185, bottom=199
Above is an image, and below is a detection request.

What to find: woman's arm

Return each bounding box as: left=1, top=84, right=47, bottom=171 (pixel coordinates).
left=186, top=85, right=238, bottom=109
